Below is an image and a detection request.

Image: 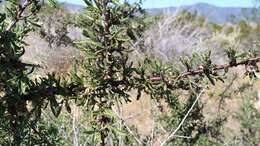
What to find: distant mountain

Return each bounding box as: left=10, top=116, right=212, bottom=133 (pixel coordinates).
left=147, top=3, right=257, bottom=23
left=62, top=2, right=257, bottom=23
left=60, top=2, right=84, bottom=13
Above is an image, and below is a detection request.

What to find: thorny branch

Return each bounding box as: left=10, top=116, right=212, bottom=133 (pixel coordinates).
left=150, top=57, right=260, bottom=82
left=181, top=57, right=260, bottom=77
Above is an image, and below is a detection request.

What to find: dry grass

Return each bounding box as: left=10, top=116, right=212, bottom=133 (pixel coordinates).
left=116, top=71, right=260, bottom=145
left=22, top=32, right=82, bottom=75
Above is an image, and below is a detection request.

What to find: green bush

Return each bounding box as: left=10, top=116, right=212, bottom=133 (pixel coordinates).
left=0, top=0, right=259, bottom=146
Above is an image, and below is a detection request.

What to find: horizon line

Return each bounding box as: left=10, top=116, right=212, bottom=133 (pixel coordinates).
left=59, top=1, right=257, bottom=9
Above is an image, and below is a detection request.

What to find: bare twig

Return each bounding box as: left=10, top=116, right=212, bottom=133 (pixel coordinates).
left=113, top=109, right=144, bottom=145
left=160, top=89, right=205, bottom=146
left=218, top=74, right=237, bottom=112
left=115, top=97, right=123, bottom=146
left=124, top=111, right=143, bottom=121
left=174, top=135, right=192, bottom=139
left=72, top=105, right=80, bottom=146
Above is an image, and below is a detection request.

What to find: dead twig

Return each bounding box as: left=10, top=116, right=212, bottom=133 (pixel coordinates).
left=160, top=89, right=204, bottom=146
left=113, top=109, right=144, bottom=145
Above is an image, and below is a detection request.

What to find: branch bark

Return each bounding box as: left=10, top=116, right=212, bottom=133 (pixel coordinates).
left=181, top=57, right=260, bottom=77
left=150, top=57, right=260, bottom=82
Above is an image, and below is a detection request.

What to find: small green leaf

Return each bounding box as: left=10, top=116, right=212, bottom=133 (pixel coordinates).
left=50, top=97, right=62, bottom=117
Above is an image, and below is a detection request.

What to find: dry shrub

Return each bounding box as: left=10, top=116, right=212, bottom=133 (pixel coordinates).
left=22, top=33, right=82, bottom=75
left=143, top=10, right=260, bottom=65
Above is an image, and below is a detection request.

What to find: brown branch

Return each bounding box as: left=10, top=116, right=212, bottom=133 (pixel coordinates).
left=5, top=0, right=33, bottom=32
left=181, top=57, right=260, bottom=77
left=150, top=57, right=260, bottom=82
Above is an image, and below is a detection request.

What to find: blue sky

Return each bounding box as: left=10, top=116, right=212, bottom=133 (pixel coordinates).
left=59, top=0, right=256, bottom=8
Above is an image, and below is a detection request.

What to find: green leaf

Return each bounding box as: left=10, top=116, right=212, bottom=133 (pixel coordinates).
left=83, top=0, right=93, bottom=6
left=65, top=100, right=71, bottom=113
left=47, top=0, right=57, bottom=7
left=136, top=88, right=142, bottom=100
left=27, top=19, right=41, bottom=28
left=50, top=97, right=62, bottom=117
left=0, top=13, right=6, bottom=23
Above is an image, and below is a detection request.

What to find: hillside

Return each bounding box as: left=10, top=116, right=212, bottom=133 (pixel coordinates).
left=147, top=3, right=259, bottom=23
left=1, top=1, right=257, bottom=23
left=58, top=2, right=259, bottom=23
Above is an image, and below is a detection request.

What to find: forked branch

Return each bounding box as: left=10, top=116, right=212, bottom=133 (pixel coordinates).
left=5, top=0, right=34, bottom=32
left=160, top=89, right=205, bottom=146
